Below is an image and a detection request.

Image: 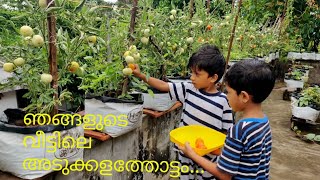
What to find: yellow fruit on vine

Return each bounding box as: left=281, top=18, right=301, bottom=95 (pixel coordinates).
left=69, top=61, right=80, bottom=73
left=122, top=68, right=133, bottom=76
left=40, top=73, right=53, bottom=84
left=141, top=37, right=149, bottom=44
left=87, top=35, right=97, bottom=44
left=95, top=17, right=102, bottom=21
left=191, top=23, right=197, bottom=28
left=169, top=15, right=175, bottom=21
left=125, top=56, right=135, bottom=64
left=178, top=48, right=185, bottom=54
left=129, top=45, right=137, bottom=53
left=39, top=0, right=47, bottom=9
left=20, top=26, right=33, bottom=37
left=143, top=29, right=150, bottom=37
left=13, top=58, right=25, bottom=66
left=3, top=63, right=15, bottom=72
left=133, top=53, right=141, bottom=61
left=170, top=9, right=177, bottom=16
left=186, top=37, right=194, bottom=44
left=123, top=51, right=131, bottom=58
left=31, top=35, right=44, bottom=47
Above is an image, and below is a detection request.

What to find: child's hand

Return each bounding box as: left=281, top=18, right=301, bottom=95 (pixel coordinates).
left=132, top=64, right=142, bottom=78
left=178, top=142, right=196, bottom=158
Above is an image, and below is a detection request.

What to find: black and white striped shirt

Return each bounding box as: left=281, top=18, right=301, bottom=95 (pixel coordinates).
left=168, top=82, right=234, bottom=131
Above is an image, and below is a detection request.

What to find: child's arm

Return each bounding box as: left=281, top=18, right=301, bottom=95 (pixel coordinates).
left=132, top=64, right=169, bottom=92
left=179, top=142, right=232, bottom=180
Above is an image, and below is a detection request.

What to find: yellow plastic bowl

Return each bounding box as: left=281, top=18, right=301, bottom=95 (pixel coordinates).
left=170, top=125, right=226, bottom=156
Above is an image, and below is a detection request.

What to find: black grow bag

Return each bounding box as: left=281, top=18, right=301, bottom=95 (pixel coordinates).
left=0, top=109, right=77, bottom=134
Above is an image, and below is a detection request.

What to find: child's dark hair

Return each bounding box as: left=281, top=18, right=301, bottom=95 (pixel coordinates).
left=187, top=44, right=225, bottom=83
left=224, top=59, right=275, bottom=103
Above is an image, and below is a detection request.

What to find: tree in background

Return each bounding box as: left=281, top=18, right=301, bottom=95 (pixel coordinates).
left=290, top=0, right=320, bottom=52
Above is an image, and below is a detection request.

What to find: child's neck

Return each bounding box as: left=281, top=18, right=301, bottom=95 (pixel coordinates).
left=203, top=84, right=218, bottom=94
left=241, top=103, right=264, bottom=119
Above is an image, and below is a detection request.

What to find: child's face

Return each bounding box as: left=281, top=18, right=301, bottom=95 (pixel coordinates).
left=225, top=84, right=243, bottom=112
left=190, top=68, right=216, bottom=90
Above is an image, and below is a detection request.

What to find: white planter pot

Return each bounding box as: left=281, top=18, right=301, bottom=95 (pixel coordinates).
left=291, top=97, right=320, bottom=122
left=284, top=79, right=304, bottom=89
left=301, top=52, right=316, bottom=60
left=287, top=52, right=302, bottom=60
left=142, top=92, right=176, bottom=112
left=0, top=126, right=84, bottom=180
left=85, top=96, right=143, bottom=138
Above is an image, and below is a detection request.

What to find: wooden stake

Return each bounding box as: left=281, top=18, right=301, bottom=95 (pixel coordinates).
left=222, top=0, right=243, bottom=91
left=47, top=0, right=58, bottom=116
left=122, top=0, right=138, bottom=96
left=189, top=0, right=194, bottom=19
left=232, top=0, right=235, bottom=11
left=278, top=0, right=289, bottom=35
left=207, top=0, right=211, bottom=15
left=129, top=0, right=138, bottom=43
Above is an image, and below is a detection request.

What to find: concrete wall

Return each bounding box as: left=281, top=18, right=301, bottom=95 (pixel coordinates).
left=49, top=108, right=182, bottom=180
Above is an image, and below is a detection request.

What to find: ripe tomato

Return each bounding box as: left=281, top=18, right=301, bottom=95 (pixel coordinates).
left=195, top=138, right=207, bottom=149
left=206, top=25, right=212, bottom=31
left=128, top=64, right=136, bottom=70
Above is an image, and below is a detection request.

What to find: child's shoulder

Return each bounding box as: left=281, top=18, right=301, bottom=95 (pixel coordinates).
left=229, top=116, right=270, bottom=140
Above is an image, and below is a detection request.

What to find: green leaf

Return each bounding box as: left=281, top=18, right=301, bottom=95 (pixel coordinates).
left=147, top=89, right=154, bottom=98
left=74, top=0, right=87, bottom=12
left=314, top=135, right=320, bottom=142
left=10, top=14, right=27, bottom=20
left=0, top=16, right=6, bottom=21
left=146, top=72, right=150, bottom=81
left=304, top=133, right=316, bottom=140
left=84, top=56, right=93, bottom=60
left=24, top=0, right=34, bottom=9
left=45, top=7, right=63, bottom=13
left=139, top=85, right=148, bottom=91
left=97, top=37, right=107, bottom=46
left=88, top=6, right=100, bottom=13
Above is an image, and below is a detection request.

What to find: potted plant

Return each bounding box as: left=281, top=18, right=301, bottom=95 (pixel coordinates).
left=291, top=86, right=320, bottom=123
left=0, top=1, right=103, bottom=178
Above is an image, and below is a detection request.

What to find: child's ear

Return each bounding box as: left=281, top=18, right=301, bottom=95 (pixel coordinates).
left=240, top=91, right=250, bottom=103
left=210, top=74, right=218, bottom=83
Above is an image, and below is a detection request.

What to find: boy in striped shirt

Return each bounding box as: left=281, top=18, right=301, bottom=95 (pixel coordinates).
left=179, top=59, right=275, bottom=180
left=133, top=45, right=234, bottom=180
